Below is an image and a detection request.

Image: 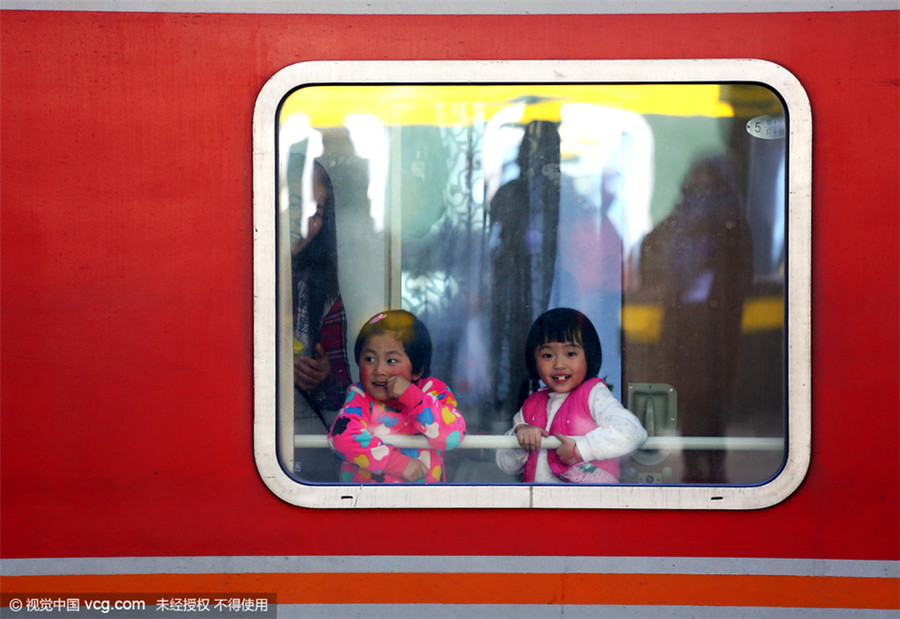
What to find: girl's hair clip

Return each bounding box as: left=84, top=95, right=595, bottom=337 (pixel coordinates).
left=369, top=312, right=388, bottom=324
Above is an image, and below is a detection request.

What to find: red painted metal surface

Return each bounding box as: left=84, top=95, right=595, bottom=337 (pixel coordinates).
left=1, top=10, right=897, bottom=566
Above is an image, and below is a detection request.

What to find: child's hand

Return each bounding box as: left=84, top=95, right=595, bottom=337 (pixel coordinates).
left=401, top=457, right=428, bottom=482
left=515, top=424, right=549, bottom=452
left=385, top=375, right=412, bottom=400
left=554, top=433, right=582, bottom=465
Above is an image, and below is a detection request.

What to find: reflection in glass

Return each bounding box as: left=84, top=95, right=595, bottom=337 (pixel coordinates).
left=279, top=83, right=787, bottom=485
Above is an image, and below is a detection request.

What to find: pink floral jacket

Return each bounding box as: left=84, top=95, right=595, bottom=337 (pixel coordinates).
left=328, top=377, right=466, bottom=483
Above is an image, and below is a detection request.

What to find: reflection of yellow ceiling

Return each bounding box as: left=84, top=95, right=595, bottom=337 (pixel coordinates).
left=279, top=84, right=780, bottom=127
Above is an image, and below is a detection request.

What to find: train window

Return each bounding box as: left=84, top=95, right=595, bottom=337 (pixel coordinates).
left=253, top=60, right=810, bottom=509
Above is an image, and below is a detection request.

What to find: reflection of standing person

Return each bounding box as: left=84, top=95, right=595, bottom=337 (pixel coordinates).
left=496, top=308, right=646, bottom=483
left=638, top=154, right=753, bottom=483
left=490, top=121, right=561, bottom=418
left=551, top=167, right=624, bottom=396
left=291, top=160, right=352, bottom=481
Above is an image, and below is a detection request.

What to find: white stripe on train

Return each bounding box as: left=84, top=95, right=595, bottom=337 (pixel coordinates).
left=3, top=555, right=896, bottom=578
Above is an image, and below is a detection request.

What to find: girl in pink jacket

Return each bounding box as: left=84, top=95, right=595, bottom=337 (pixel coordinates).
left=328, top=310, right=466, bottom=483
left=496, top=308, right=647, bottom=483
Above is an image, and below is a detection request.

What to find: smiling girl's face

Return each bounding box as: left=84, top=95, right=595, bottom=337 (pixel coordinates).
left=358, top=332, right=420, bottom=402
left=534, top=339, right=588, bottom=394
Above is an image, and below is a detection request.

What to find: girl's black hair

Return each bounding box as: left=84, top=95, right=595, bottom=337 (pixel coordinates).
left=524, top=308, right=602, bottom=380
left=354, top=310, right=432, bottom=378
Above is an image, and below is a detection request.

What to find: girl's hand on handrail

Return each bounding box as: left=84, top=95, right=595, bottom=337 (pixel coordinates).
left=554, top=433, right=582, bottom=465
left=515, top=424, right=549, bottom=452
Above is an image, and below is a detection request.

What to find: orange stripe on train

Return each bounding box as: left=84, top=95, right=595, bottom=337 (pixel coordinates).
left=3, top=572, right=897, bottom=610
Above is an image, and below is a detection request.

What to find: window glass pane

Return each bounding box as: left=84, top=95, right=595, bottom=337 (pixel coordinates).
left=278, top=82, right=787, bottom=487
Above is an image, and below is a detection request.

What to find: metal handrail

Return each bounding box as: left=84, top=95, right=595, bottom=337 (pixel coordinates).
left=295, top=434, right=784, bottom=451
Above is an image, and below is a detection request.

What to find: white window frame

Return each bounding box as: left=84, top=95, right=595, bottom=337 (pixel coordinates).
left=253, top=59, right=811, bottom=509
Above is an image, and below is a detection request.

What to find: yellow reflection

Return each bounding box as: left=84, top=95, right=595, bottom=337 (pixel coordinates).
left=622, top=304, right=664, bottom=344
left=279, top=84, right=743, bottom=128
left=623, top=296, right=785, bottom=344
left=741, top=296, right=785, bottom=333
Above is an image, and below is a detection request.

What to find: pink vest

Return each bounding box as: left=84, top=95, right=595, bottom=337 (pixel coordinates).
left=522, top=378, right=621, bottom=483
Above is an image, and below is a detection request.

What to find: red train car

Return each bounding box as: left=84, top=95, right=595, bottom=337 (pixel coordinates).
left=1, top=2, right=897, bottom=616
